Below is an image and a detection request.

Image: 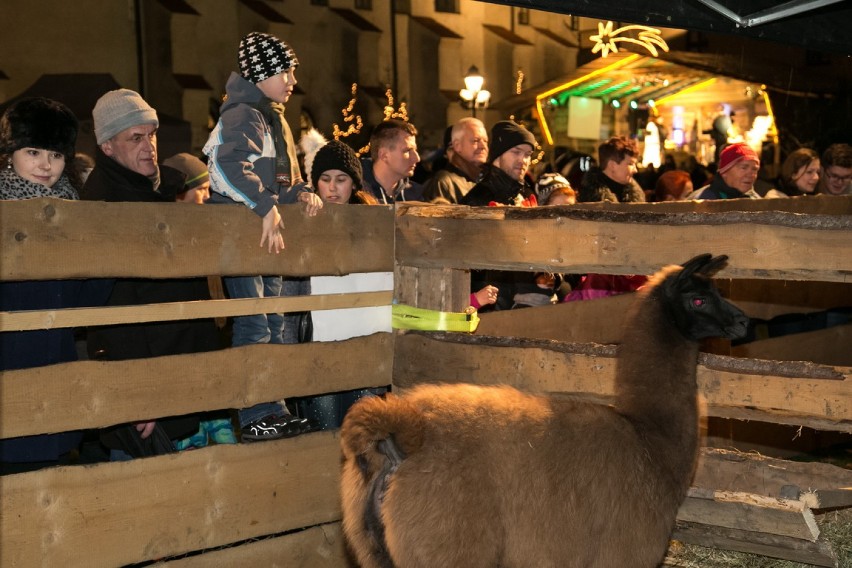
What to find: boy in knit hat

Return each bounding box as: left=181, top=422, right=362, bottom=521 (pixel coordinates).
left=162, top=152, right=210, bottom=204
left=203, top=31, right=322, bottom=441
left=688, top=142, right=762, bottom=200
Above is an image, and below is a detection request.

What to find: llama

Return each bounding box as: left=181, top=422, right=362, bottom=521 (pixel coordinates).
left=340, top=254, right=749, bottom=568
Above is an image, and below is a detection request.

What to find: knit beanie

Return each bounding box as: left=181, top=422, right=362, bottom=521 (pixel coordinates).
left=162, top=153, right=209, bottom=190
left=488, top=120, right=536, bottom=163
left=0, top=97, right=78, bottom=160
left=535, top=173, right=572, bottom=203
left=718, top=143, right=759, bottom=174
left=311, top=140, right=363, bottom=190
left=93, top=89, right=158, bottom=145
left=238, top=32, right=299, bottom=84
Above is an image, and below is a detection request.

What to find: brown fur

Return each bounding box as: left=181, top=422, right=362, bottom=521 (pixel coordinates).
left=340, top=255, right=747, bottom=568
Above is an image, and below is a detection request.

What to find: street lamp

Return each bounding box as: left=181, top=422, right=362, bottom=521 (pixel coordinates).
left=459, top=65, right=491, bottom=118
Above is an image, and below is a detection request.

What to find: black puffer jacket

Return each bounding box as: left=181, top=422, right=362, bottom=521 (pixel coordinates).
left=82, top=152, right=222, bottom=450
left=461, top=164, right=534, bottom=206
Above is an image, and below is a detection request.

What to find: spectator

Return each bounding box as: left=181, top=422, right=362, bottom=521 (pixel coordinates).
left=162, top=152, right=211, bottom=204
left=162, top=152, right=238, bottom=450
left=361, top=119, right=423, bottom=204
left=422, top=117, right=488, bottom=203
left=819, top=143, right=852, bottom=196
left=537, top=173, right=576, bottom=205
left=0, top=97, right=109, bottom=472
left=654, top=170, right=693, bottom=201
left=687, top=142, right=761, bottom=200
left=202, top=32, right=323, bottom=442
left=296, top=132, right=388, bottom=429
left=778, top=148, right=820, bottom=197
left=81, top=89, right=223, bottom=459
left=571, top=136, right=647, bottom=301
left=461, top=120, right=537, bottom=207
left=578, top=136, right=645, bottom=203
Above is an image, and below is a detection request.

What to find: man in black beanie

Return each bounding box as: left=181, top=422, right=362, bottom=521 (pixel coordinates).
left=460, top=120, right=536, bottom=206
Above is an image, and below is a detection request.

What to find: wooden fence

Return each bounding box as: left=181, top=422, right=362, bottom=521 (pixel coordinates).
left=1, top=195, right=850, bottom=567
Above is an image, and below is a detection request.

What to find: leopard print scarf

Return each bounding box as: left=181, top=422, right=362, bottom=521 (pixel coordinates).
left=0, top=167, right=79, bottom=201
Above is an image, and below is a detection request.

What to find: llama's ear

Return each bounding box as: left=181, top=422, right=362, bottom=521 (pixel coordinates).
left=678, top=253, right=713, bottom=280
left=699, top=255, right=729, bottom=278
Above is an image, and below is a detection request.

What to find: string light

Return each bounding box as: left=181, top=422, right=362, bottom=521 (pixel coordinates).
left=515, top=69, right=525, bottom=95
left=383, top=88, right=409, bottom=122
left=332, top=83, right=364, bottom=141
left=357, top=87, right=411, bottom=157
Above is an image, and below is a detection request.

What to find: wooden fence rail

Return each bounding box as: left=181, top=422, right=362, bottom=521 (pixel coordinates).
left=1, top=198, right=850, bottom=566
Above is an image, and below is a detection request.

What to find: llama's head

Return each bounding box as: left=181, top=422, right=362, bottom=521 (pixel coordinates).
left=658, top=253, right=749, bottom=341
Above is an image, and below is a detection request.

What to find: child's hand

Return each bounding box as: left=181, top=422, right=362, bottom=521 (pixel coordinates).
left=473, top=285, right=499, bottom=307
left=299, top=191, right=323, bottom=217
left=261, top=206, right=285, bottom=254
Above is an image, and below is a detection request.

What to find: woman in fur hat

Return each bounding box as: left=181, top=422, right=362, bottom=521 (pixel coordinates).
left=0, top=97, right=111, bottom=472
left=0, top=97, right=82, bottom=199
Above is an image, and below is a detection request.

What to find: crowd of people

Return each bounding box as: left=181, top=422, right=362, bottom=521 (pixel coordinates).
left=2, top=30, right=851, bottom=473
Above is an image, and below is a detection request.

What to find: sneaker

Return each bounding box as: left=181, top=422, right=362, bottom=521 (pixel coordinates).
left=241, top=414, right=304, bottom=442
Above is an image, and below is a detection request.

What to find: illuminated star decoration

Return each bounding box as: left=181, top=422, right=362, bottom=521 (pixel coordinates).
left=590, top=21, right=669, bottom=58
left=332, top=83, right=364, bottom=141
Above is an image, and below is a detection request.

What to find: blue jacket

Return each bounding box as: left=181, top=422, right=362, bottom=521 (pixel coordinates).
left=204, top=72, right=307, bottom=216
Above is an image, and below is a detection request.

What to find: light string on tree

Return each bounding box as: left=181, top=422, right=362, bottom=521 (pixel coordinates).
left=332, top=83, right=364, bottom=141
left=358, top=86, right=411, bottom=157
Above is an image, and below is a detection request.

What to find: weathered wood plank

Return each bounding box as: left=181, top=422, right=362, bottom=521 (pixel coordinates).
left=0, top=291, right=393, bottom=332
left=678, top=488, right=820, bottom=541
left=160, top=523, right=348, bottom=567
left=393, top=333, right=852, bottom=432
left=406, top=195, right=852, bottom=217
left=477, top=279, right=852, bottom=345
left=395, top=265, right=470, bottom=312
left=0, top=199, right=394, bottom=280
left=671, top=521, right=837, bottom=567
left=694, top=448, right=852, bottom=500
left=732, top=324, right=852, bottom=367
left=0, top=334, right=393, bottom=438
left=477, top=294, right=633, bottom=344
left=0, top=432, right=342, bottom=568
left=395, top=205, right=852, bottom=281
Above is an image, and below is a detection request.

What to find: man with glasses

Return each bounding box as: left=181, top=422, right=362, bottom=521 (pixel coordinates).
left=819, top=143, right=852, bottom=196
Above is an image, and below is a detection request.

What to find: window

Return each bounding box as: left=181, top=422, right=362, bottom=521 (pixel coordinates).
left=310, top=0, right=328, bottom=5
left=355, top=0, right=372, bottom=10
left=517, top=8, right=530, bottom=26
left=434, top=0, right=458, bottom=14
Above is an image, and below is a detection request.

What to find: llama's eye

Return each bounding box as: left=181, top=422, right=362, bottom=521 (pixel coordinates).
left=692, top=298, right=705, bottom=307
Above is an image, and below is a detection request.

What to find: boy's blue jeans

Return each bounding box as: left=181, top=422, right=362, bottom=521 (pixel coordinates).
left=225, top=275, right=286, bottom=427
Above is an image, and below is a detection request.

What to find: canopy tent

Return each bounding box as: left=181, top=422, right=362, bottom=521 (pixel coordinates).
left=488, top=0, right=852, bottom=55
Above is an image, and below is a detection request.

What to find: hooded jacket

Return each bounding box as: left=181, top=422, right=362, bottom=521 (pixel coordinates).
left=203, top=72, right=306, bottom=216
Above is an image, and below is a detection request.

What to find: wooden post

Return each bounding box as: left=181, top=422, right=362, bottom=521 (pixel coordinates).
left=394, top=265, right=470, bottom=312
